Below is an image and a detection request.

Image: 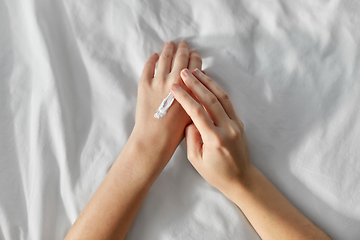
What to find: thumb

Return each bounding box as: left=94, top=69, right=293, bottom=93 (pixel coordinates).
left=185, top=123, right=203, bottom=169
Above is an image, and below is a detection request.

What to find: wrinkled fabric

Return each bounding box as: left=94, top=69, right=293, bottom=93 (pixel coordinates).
left=1, top=0, right=360, bottom=239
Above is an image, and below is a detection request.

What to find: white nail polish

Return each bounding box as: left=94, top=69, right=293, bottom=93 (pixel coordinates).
left=182, top=69, right=191, bottom=76
left=194, top=68, right=203, bottom=76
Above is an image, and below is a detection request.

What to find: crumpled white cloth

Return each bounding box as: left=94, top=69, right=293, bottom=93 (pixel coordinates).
left=1, top=0, right=360, bottom=239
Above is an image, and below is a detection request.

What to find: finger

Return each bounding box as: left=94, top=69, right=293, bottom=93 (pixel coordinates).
left=188, top=51, right=202, bottom=72
left=185, top=124, right=203, bottom=167
left=170, top=83, right=215, bottom=137
left=193, top=68, right=238, bottom=120
left=181, top=69, right=228, bottom=126
left=140, top=53, right=159, bottom=81
left=171, top=41, right=189, bottom=74
left=156, top=42, right=176, bottom=78
left=178, top=50, right=202, bottom=101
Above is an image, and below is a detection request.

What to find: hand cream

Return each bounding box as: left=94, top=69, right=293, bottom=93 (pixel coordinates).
left=154, top=92, right=175, bottom=119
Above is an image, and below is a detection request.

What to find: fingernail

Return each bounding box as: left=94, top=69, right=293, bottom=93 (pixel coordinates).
left=182, top=69, right=191, bottom=76
left=194, top=68, right=203, bottom=76
left=171, top=83, right=180, bottom=91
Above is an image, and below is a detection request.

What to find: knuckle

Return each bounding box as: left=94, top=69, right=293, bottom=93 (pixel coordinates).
left=238, top=118, right=244, bottom=128
left=202, top=75, right=212, bottom=83
left=227, top=122, right=243, bottom=141
left=192, top=105, right=203, bottom=117
left=187, top=78, right=200, bottom=88
left=160, top=53, right=172, bottom=60
left=173, top=78, right=181, bottom=85
left=239, top=120, right=245, bottom=133
left=213, top=133, right=226, bottom=146
left=215, top=124, right=242, bottom=144
left=192, top=78, right=201, bottom=86
left=138, top=80, right=147, bottom=91
left=229, top=127, right=241, bottom=141
left=205, top=93, right=218, bottom=105
left=138, top=81, right=151, bottom=94
left=219, top=91, right=229, bottom=100
left=151, top=79, right=164, bottom=89
left=177, top=51, right=188, bottom=59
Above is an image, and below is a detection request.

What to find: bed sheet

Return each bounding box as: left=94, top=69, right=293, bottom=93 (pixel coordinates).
left=1, top=0, right=360, bottom=239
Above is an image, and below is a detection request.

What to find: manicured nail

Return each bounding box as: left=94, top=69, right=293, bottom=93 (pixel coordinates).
left=182, top=69, right=191, bottom=76
left=171, top=83, right=180, bottom=91
left=194, top=68, right=203, bottom=76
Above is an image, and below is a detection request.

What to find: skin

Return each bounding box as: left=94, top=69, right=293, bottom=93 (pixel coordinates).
left=65, top=41, right=331, bottom=240
left=65, top=41, right=202, bottom=240
left=171, top=68, right=332, bottom=240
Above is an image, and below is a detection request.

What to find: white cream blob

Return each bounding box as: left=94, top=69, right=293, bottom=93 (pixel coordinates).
left=154, top=92, right=175, bottom=119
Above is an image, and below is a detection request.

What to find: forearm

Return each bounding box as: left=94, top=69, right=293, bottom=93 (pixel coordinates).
left=226, top=166, right=331, bottom=240
left=65, top=134, right=178, bottom=240
left=65, top=41, right=199, bottom=240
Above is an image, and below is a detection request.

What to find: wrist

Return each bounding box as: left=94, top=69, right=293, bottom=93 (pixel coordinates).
left=130, top=125, right=184, bottom=159
left=114, top=137, right=168, bottom=186
left=120, top=128, right=182, bottom=177
left=221, top=165, right=261, bottom=203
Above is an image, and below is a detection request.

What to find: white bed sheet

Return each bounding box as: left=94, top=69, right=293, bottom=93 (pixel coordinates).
left=1, top=0, right=360, bottom=239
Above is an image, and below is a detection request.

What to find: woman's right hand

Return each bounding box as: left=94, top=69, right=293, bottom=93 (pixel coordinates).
left=171, top=68, right=332, bottom=240
left=170, top=68, right=255, bottom=197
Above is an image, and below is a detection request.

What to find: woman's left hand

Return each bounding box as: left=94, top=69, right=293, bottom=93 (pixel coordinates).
left=131, top=41, right=202, bottom=158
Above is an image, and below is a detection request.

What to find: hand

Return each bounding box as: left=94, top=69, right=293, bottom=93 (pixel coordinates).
left=170, top=68, right=253, bottom=196
left=65, top=42, right=204, bottom=240
left=131, top=41, right=203, bottom=157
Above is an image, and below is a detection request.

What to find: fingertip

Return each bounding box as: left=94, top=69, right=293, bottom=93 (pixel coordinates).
left=171, top=83, right=181, bottom=92
left=189, top=50, right=197, bottom=55
left=181, top=68, right=191, bottom=77
left=178, top=40, right=189, bottom=47
left=166, top=41, right=175, bottom=47
left=148, top=52, right=158, bottom=62
left=193, top=68, right=204, bottom=77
